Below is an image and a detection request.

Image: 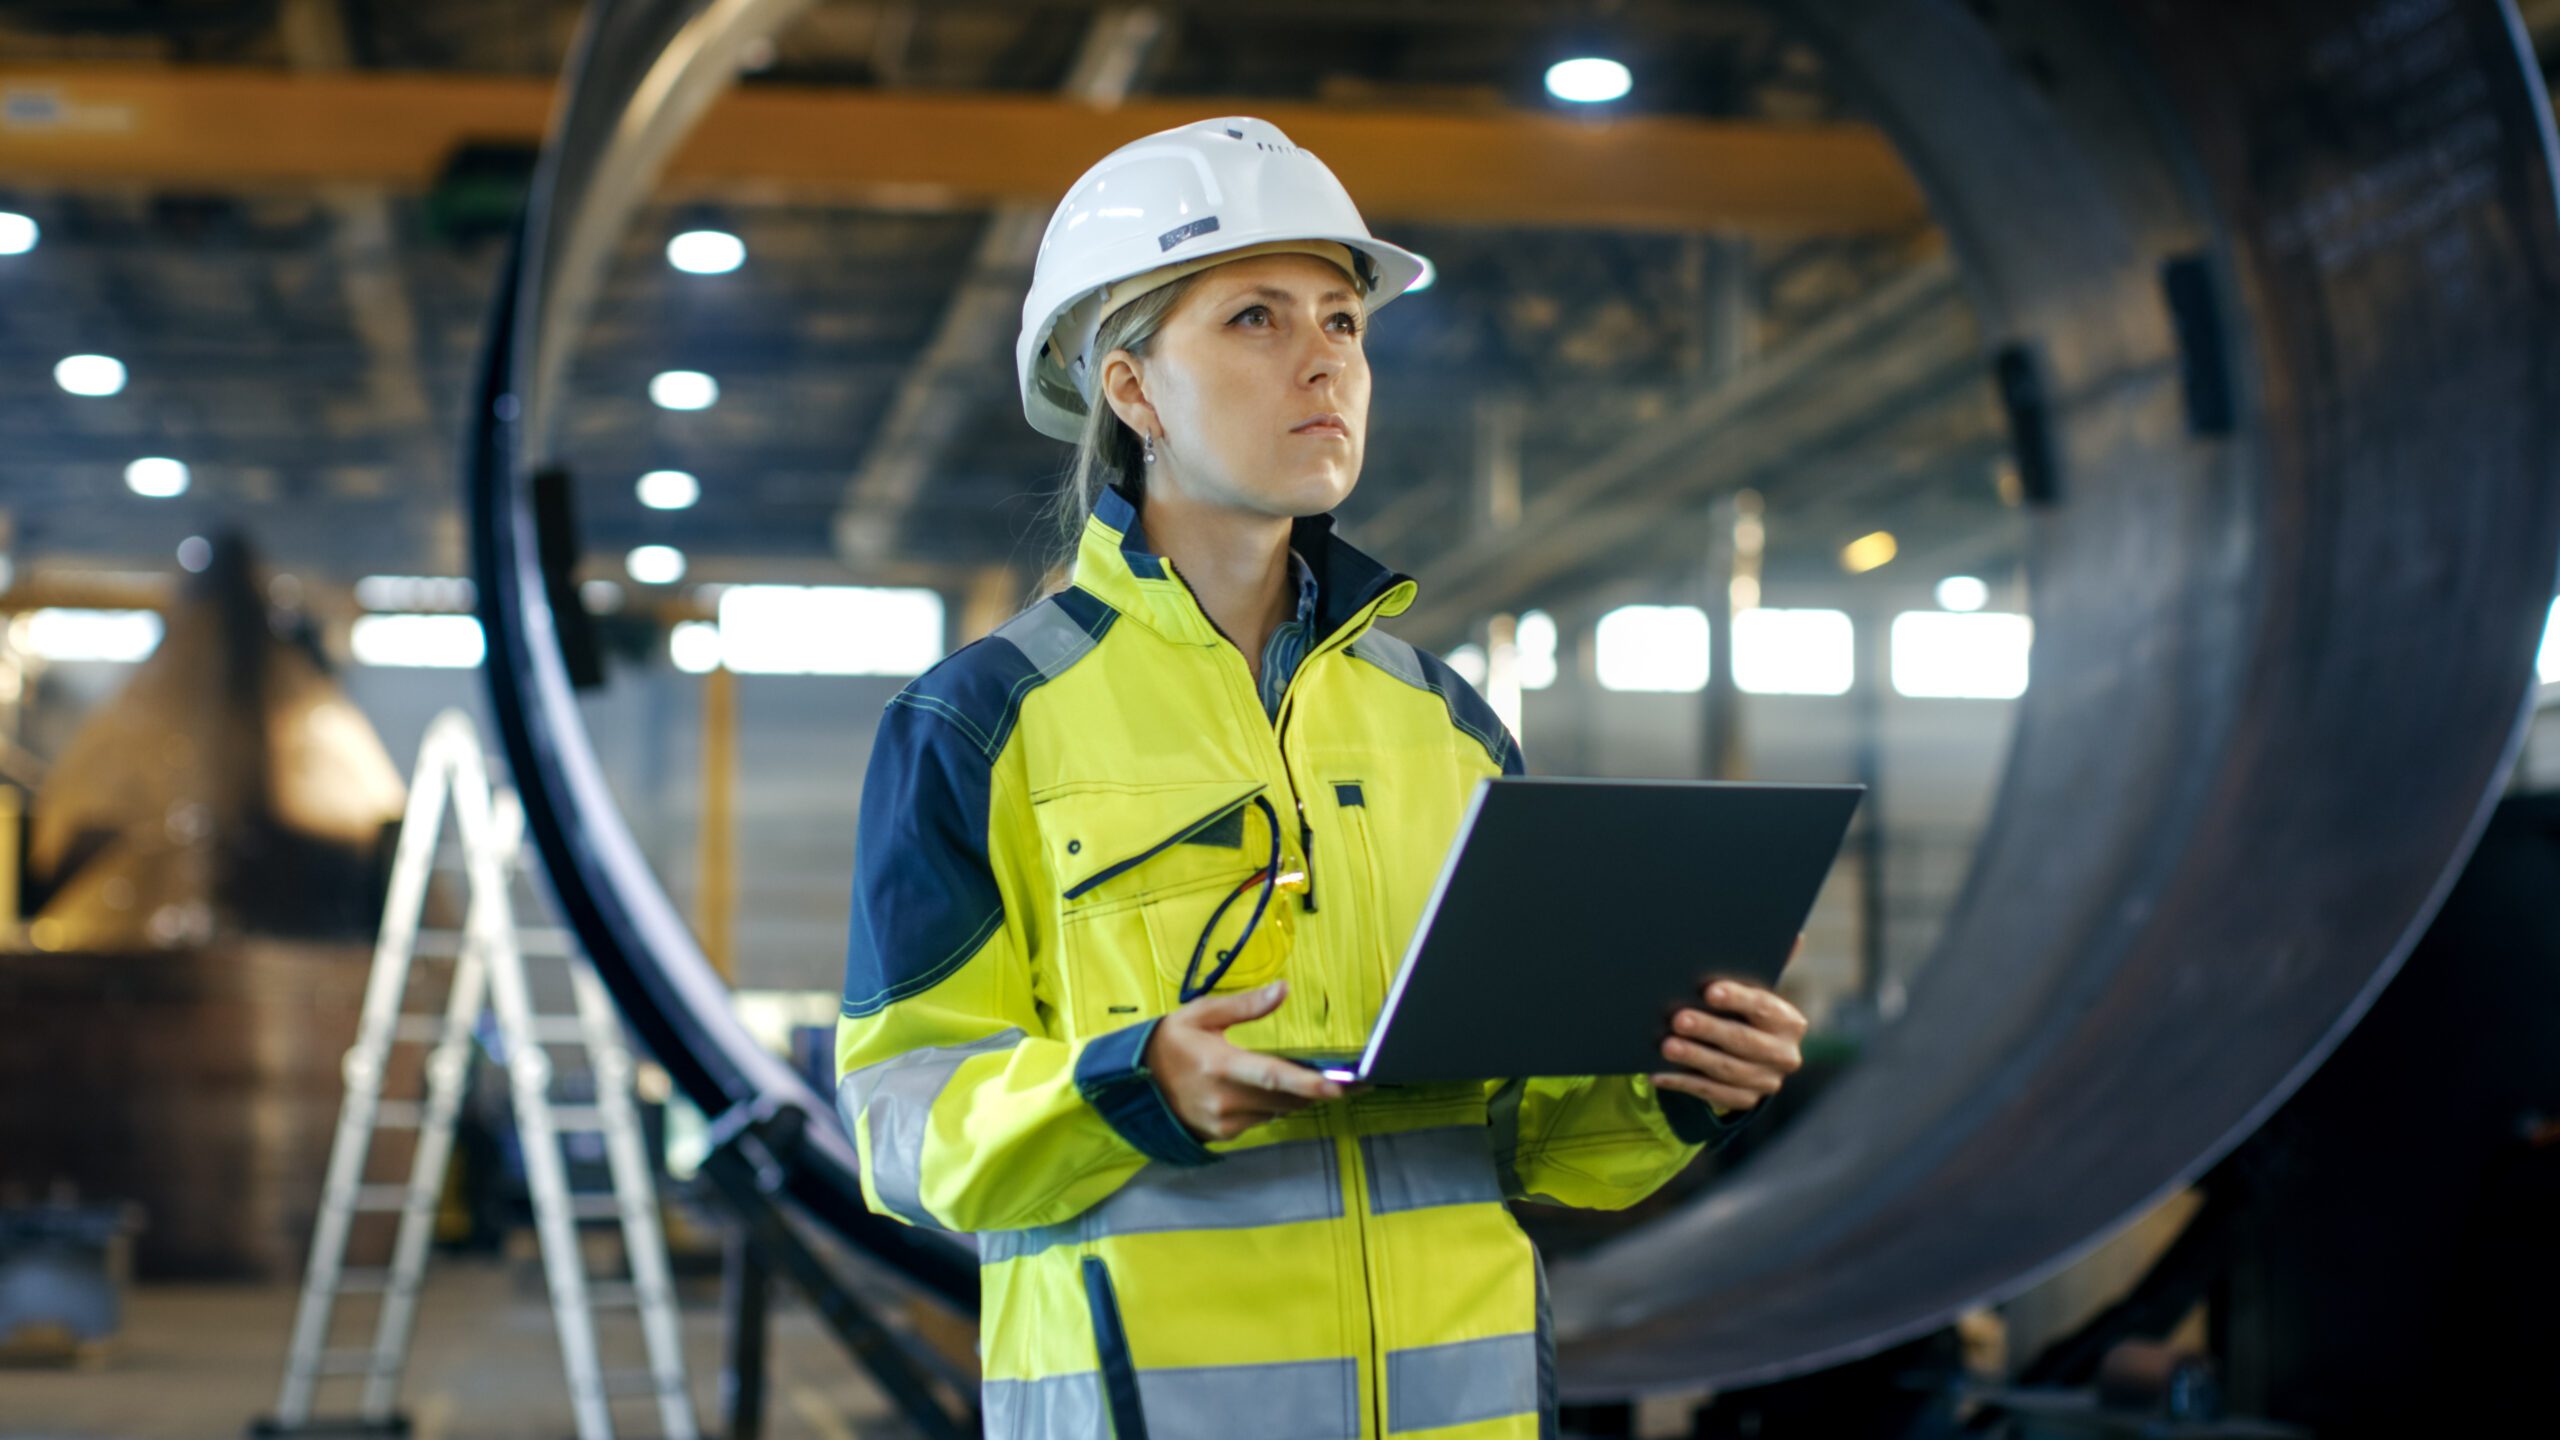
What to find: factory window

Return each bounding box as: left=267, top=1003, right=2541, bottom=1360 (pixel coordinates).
left=1891, top=611, right=2031, bottom=699
left=1445, top=643, right=1487, bottom=687
left=350, top=613, right=486, bottom=669
left=1596, top=604, right=1711, bottom=692
left=1516, top=609, right=1558, bottom=690
left=354, top=574, right=476, bottom=612
left=669, top=620, right=722, bottom=674
left=711, top=585, right=944, bottom=676
left=12, top=607, right=163, bottom=663
left=1734, top=608, right=1855, bottom=696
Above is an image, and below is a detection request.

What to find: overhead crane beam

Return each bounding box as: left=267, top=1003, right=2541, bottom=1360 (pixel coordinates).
left=0, top=65, right=1929, bottom=235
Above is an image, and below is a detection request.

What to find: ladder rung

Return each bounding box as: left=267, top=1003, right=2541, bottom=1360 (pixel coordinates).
left=525, top=1018, right=591, bottom=1043
left=585, top=1281, right=640, bottom=1309
left=391, top=1016, right=451, bottom=1042
left=313, top=1349, right=396, bottom=1377
left=373, top=1101, right=425, bottom=1129
left=415, top=926, right=575, bottom=956
left=595, top=1368, right=673, bottom=1397
left=350, top=1185, right=417, bottom=1213
left=568, top=1195, right=626, bottom=1222
left=333, top=1268, right=392, bottom=1295
left=549, top=1105, right=605, bottom=1131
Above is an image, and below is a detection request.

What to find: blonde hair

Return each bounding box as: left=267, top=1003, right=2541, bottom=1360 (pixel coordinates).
left=1035, top=272, right=1204, bottom=589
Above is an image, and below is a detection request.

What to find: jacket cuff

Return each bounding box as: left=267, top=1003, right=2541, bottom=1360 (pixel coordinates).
left=1659, top=1089, right=1758, bottom=1147
left=1074, top=1016, right=1221, bottom=1167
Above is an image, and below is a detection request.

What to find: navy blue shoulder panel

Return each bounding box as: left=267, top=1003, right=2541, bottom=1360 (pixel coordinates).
left=1411, top=644, right=1526, bottom=776
left=840, top=590, right=1118, bottom=1019
left=1349, top=629, right=1527, bottom=776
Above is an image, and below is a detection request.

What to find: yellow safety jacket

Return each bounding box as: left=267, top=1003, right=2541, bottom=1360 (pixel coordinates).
left=836, top=481, right=1750, bottom=1438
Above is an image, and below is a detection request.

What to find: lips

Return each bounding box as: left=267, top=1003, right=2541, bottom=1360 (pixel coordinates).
left=1293, top=412, right=1348, bottom=437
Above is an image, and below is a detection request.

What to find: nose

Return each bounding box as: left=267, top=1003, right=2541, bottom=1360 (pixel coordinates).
left=1299, top=332, right=1345, bottom=390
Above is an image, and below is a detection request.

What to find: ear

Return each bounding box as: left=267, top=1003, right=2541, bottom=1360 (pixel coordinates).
left=1097, top=347, right=1160, bottom=439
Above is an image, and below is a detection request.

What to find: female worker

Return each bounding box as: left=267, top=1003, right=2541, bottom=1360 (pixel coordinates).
left=835, top=116, right=1808, bottom=1438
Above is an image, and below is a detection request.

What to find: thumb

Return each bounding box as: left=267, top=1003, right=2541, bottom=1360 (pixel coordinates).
left=1191, top=979, right=1288, bottom=1031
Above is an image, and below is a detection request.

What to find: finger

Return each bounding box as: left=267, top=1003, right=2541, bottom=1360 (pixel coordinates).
left=1659, top=1036, right=1786, bottom=1093
left=1697, top=982, right=1809, bottom=1040
left=1185, top=979, right=1289, bottom=1032
left=1215, top=1108, right=1292, bottom=1138
left=1669, top=1007, right=1799, bottom=1067
left=1223, top=1049, right=1344, bottom=1102
left=1208, top=1092, right=1311, bottom=1124
left=1651, top=1071, right=1761, bottom=1111
left=1711, top=982, right=1809, bottom=1040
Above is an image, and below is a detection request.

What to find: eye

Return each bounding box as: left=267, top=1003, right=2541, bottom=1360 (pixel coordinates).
left=1329, top=310, right=1364, bottom=337
left=1229, top=304, right=1272, bottom=327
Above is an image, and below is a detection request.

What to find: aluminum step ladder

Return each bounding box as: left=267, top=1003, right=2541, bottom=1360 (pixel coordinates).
left=258, top=709, right=697, bottom=1439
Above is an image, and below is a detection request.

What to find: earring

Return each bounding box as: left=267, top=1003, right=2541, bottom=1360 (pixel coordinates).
left=1143, top=431, right=1157, bottom=465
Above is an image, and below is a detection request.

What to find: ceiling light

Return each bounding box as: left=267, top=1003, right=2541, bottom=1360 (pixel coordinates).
left=56, top=354, right=127, bottom=397
left=637, top=469, right=700, bottom=510
left=627, top=544, right=686, bottom=585
left=668, top=229, right=745, bottom=275
left=125, top=457, right=188, bottom=498
left=1840, top=530, right=1898, bottom=574
left=1545, top=57, right=1632, bottom=104
left=650, top=370, right=718, bottom=411
left=176, top=536, right=212, bottom=573
left=0, top=212, right=36, bottom=255
left=1936, top=575, right=1990, bottom=612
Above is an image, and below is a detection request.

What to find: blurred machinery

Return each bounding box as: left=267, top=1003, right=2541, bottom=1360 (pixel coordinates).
left=0, top=536, right=406, bottom=1278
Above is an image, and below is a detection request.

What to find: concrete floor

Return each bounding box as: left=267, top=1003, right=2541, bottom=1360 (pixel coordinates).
left=0, top=1260, right=926, bottom=1439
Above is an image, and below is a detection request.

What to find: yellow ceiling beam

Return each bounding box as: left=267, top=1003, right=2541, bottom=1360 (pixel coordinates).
left=0, top=66, right=1929, bottom=234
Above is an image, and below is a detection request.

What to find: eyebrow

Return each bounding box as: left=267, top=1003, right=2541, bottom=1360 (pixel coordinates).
left=1225, top=283, right=1360, bottom=307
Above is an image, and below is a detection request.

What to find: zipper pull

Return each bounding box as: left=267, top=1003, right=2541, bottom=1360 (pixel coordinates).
left=1296, top=799, right=1319, bottom=912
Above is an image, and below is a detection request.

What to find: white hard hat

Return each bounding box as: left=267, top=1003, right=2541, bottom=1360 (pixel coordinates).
left=1015, top=115, right=1430, bottom=443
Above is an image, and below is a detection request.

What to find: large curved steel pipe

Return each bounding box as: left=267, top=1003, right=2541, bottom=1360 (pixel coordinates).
left=1552, top=0, right=2560, bottom=1392
left=467, top=0, right=975, bottom=1307
left=470, top=0, right=2560, bottom=1397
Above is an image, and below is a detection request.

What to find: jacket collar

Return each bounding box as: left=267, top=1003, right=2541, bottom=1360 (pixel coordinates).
left=1074, top=480, right=1416, bottom=649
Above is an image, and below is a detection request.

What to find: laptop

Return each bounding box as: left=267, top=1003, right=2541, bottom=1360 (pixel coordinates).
left=1273, top=776, right=1864, bottom=1085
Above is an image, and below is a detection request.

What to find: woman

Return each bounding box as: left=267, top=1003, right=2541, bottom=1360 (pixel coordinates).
left=836, top=116, right=1808, bottom=1439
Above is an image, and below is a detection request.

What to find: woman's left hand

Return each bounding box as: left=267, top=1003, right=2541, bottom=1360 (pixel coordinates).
left=1652, top=933, right=1809, bottom=1115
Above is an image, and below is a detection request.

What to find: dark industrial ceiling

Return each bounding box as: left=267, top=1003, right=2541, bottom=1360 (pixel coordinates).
left=12, top=0, right=2411, bottom=641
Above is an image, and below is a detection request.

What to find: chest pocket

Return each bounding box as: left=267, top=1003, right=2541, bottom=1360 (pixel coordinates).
left=1031, top=779, right=1299, bottom=1039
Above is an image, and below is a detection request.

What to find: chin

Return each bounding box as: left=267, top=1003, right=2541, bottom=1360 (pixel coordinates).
left=1284, top=465, right=1360, bottom=515
left=1222, top=461, right=1359, bottom=518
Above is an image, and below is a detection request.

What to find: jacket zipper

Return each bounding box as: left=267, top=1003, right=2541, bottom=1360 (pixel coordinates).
left=1160, top=558, right=1404, bottom=1437
left=1164, top=564, right=1405, bottom=916
left=1334, top=1119, right=1384, bottom=1438
left=1273, top=590, right=1407, bottom=916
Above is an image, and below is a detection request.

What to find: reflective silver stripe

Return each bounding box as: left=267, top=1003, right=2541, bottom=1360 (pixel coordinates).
left=1348, top=630, right=1427, bottom=690
left=1138, top=1357, right=1361, bottom=1440
left=987, top=1359, right=1362, bottom=1440
left=979, top=1135, right=1341, bottom=1264
left=995, top=600, right=1101, bottom=680
left=1386, top=1333, right=1540, bottom=1435
left=1360, top=1125, right=1503, bottom=1215
left=837, top=1028, right=1025, bottom=1228
left=982, top=1370, right=1105, bottom=1439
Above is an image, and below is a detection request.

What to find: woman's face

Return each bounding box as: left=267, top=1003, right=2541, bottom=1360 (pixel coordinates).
left=1100, top=252, right=1371, bottom=519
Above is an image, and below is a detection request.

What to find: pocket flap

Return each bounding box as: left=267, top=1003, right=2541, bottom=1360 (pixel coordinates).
left=1036, top=780, right=1270, bottom=902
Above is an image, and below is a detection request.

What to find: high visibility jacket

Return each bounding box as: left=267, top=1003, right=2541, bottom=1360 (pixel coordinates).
left=836, top=481, right=1749, bottom=1439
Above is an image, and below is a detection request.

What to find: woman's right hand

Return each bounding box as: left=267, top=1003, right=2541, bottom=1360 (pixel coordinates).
left=1142, top=979, right=1348, bottom=1142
